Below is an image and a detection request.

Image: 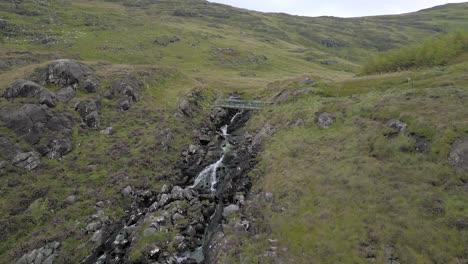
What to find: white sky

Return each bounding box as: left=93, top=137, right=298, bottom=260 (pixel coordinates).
left=208, top=0, right=467, bottom=17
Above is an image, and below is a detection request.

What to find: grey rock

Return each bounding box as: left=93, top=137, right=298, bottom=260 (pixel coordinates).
left=16, top=256, right=27, bottom=264
left=147, top=246, right=161, bottom=260
left=316, top=112, right=335, bottom=129
left=184, top=225, right=197, bottom=237
left=80, top=78, right=100, bottom=93
left=100, top=127, right=114, bottom=135
left=74, top=100, right=100, bottom=129
left=65, top=195, right=77, bottom=205
left=143, top=227, right=157, bottom=237
left=55, top=87, right=76, bottom=103
left=39, top=89, right=57, bottom=108
left=90, top=230, right=104, bottom=244
left=449, top=137, right=468, bottom=169
left=155, top=215, right=166, bottom=224
left=43, top=59, right=93, bottom=88
left=172, top=213, right=185, bottom=221
left=34, top=253, right=44, bottom=264
left=222, top=204, right=240, bottom=218
left=12, top=151, right=41, bottom=171
left=42, top=253, right=56, bottom=264
left=25, top=249, right=38, bottom=263
left=161, top=184, right=171, bottom=194
left=41, top=248, right=53, bottom=257
left=120, top=99, right=131, bottom=111
left=2, top=80, right=44, bottom=99
left=298, top=77, right=315, bottom=85
left=171, top=186, right=185, bottom=200
left=159, top=193, right=171, bottom=207
left=173, top=235, right=185, bottom=246
left=386, top=119, right=407, bottom=133
left=234, top=193, right=245, bottom=206
left=121, top=186, right=132, bottom=197
left=86, top=222, right=102, bottom=232
left=44, top=139, right=73, bottom=159
left=264, top=192, right=274, bottom=203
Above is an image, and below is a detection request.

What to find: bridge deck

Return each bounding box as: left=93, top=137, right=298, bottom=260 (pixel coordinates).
left=215, top=99, right=269, bottom=110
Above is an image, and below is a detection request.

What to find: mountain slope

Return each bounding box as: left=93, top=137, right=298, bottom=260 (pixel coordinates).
left=0, top=1, right=467, bottom=263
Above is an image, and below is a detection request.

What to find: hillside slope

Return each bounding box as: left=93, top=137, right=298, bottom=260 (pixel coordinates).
left=0, top=1, right=467, bottom=263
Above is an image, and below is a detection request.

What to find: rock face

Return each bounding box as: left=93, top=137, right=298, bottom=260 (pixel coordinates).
left=16, top=241, right=60, bottom=264
left=2, top=80, right=56, bottom=107
left=0, top=104, right=73, bottom=159
left=449, top=137, right=468, bottom=169
left=316, top=112, right=335, bottom=129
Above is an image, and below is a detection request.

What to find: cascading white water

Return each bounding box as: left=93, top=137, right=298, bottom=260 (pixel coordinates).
left=190, top=112, right=242, bottom=191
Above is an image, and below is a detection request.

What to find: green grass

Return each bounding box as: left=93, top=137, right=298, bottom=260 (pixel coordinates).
left=0, top=0, right=467, bottom=263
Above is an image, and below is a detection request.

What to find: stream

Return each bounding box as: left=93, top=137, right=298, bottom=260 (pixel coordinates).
left=82, top=108, right=257, bottom=264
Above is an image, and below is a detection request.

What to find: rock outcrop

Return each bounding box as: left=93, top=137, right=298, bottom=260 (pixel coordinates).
left=0, top=104, right=73, bottom=159
left=449, top=137, right=468, bottom=169
left=2, top=79, right=56, bottom=107
left=16, top=241, right=61, bottom=264
left=74, top=99, right=100, bottom=129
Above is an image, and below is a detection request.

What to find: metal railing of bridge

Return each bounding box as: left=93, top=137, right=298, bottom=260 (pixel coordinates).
left=215, top=99, right=269, bottom=110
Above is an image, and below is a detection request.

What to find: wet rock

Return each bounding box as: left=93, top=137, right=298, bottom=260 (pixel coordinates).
left=12, top=151, right=41, bottom=171
left=147, top=246, right=161, bottom=260
left=159, top=193, right=171, bottom=207
left=143, top=227, right=157, bottom=237
left=171, top=186, right=185, bottom=200
left=223, top=204, right=239, bottom=218
left=449, top=137, right=468, bottom=169
left=55, top=87, right=76, bottom=103
left=316, top=112, right=335, bottom=129
left=386, top=119, right=407, bottom=133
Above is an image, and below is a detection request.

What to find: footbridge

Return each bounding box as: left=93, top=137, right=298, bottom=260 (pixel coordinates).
left=215, top=99, right=269, bottom=110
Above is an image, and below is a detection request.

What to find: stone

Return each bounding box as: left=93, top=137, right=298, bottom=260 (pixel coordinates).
left=147, top=246, right=161, bottom=260
left=34, top=253, right=44, bottom=264
left=234, top=193, right=245, bottom=206
left=414, top=136, right=430, bottom=153
left=449, top=137, right=468, bottom=169
left=65, top=195, right=77, bottom=205
left=386, top=119, right=407, bottom=133
left=100, top=127, right=114, bottom=135
left=171, top=186, right=185, bottom=200
left=222, top=204, right=240, bottom=218
left=44, top=139, right=73, bottom=159
left=264, top=192, right=274, bottom=203
left=80, top=78, right=100, bottom=93
left=172, top=213, right=185, bottom=221
left=75, top=100, right=100, bottom=129
left=90, top=230, right=103, bottom=244
left=0, top=160, right=6, bottom=169
left=86, top=222, right=102, bottom=232
left=12, top=151, right=41, bottom=171
left=161, top=184, right=171, bottom=194
left=55, top=87, right=76, bottom=103
left=39, top=89, right=57, bottom=108
left=2, top=80, right=44, bottom=99
left=298, top=77, right=315, bottom=85
left=173, top=235, right=185, bottom=246
left=316, top=112, right=335, bottom=129
left=42, top=59, right=93, bottom=88
left=42, top=254, right=56, bottom=264
left=121, top=186, right=133, bottom=197
left=120, top=99, right=131, bottom=111
left=143, top=227, right=157, bottom=237
left=159, top=193, right=171, bottom=207
left=25, top=249, right=38, bottom=263
left=184, top=225, right=197, bottom=237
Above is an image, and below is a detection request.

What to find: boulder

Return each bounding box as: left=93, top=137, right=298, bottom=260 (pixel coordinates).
left=12, top=151, right=41, bottom=170
left=55, top=87, right=76, bottom=103
left=0, top=104, right=73, bottom=159
left=100, top=127, right=114, bottom=135
left=80, top=77, right=100, bottom=93
left=41, top=59, right=93, bottom=88
left=143, top=227, right=157, bottom=237
left=2, top=80, right=56, bottom=107
left=449, top=137, right=468, bottom=169
left=74, top=100, right=100, bottom=129
left=316, top=112, right=335, bottom=129
left=171, top=186, right=185, bottom=200
left=222, top=204, right=239, bottom=218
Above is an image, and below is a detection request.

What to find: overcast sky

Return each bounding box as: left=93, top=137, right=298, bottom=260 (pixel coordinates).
left=208, top=0, right=467, bottom=17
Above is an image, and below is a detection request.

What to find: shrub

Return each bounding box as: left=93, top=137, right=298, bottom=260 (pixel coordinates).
left=362, top=31, right=468, bottom=74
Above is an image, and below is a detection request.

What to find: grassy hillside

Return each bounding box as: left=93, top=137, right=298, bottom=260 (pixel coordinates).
left=0, top=0, right=467, bottom=263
